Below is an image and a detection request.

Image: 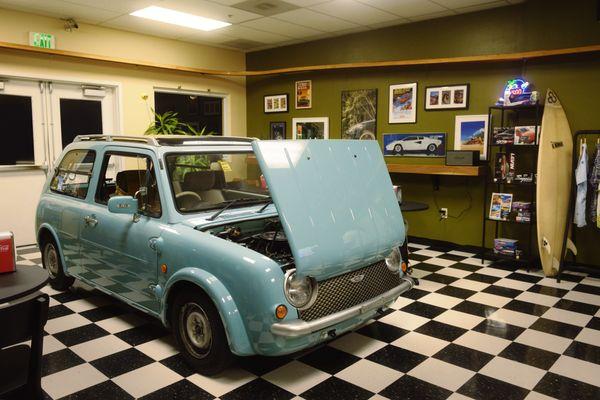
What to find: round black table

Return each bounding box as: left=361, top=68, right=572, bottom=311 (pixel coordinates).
left=400, top=201, right=429, bottom=212
left=0, top=267, right=49, bottom=303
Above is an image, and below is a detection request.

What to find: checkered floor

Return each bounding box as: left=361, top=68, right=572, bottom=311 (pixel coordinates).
left=13, top=241, right=600, bottom=400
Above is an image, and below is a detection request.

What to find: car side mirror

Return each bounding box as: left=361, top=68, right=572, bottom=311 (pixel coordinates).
left=108, top=196, right=138, bottom=215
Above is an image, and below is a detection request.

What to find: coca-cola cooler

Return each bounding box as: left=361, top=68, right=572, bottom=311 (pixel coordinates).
left=0, top=231, right=16, bottom=273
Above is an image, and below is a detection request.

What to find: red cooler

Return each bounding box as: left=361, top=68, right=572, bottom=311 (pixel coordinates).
left=0, top=231, right=16, bottom=273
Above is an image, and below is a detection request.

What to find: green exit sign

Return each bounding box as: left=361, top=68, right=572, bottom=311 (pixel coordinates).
left=29, top=32, right=55, bottom=49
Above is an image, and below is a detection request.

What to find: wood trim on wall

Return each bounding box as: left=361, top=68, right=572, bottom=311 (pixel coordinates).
left=1, top=40, right=600, bottom=77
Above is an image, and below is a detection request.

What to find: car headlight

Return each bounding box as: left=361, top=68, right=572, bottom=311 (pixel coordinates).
left=283, top=269, right=318, bottom=309
left=385, top=247, right=402, bottom=273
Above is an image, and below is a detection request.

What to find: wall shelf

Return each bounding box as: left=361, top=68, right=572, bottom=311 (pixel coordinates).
left=386, top=163, right=485, bottom=177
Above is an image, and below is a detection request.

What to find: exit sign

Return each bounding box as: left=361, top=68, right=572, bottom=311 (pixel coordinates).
left=29, top=32, right=55, bottom=49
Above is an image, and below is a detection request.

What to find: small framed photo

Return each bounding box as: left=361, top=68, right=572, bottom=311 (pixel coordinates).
left=269, top=121, right=286, bottom=140
left=454, top=114, right=489, bottom=160
left=383, top=133, right=446, bottom=157
left=295, top=80, right=312, bottom=109
left=425, top=84, right=469, bottom=110
left=292, top=117, right=328, bottom=139
left=514, top=125, right=540, bottom=145
left=264, top=94, right=288, bottom=113
left=389, top=83, right=417, bottom=124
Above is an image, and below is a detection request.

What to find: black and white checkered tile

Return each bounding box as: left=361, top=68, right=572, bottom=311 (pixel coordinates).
left=14, top=241, right=600, bottom=400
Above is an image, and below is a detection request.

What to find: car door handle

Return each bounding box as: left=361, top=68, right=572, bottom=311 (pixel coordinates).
left=84, top=215, right=98, bottom=227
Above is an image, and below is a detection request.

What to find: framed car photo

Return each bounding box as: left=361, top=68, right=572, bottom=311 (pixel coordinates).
left=389, top=83, right=417, bottom=124
left=454, top=114, right=489, bottom=160
left=264, top=94, right=288, bottom=113
left=383, top=133, right=446, bottom=157
left=292, top=117, right=328, bottom=139
left=295, top=80, right=312, bottom=109
left=341, top=88, right=377, bottom=140
left=425, top=84, right=469, bottom=110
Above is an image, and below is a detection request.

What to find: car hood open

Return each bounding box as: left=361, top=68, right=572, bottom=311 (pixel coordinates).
left=252, top=140, right=405, bottom=280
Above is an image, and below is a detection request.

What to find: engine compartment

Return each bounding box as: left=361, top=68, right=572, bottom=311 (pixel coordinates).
left=203, top=218, right=294, bottom=269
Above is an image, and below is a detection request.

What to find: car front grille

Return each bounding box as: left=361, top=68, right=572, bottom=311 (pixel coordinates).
left=298, top=260, right=400, bottom=322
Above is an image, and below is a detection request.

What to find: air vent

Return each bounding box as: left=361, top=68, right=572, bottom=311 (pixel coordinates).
left=222, top=39, right=264, bottom=50
left=232, top=0, right=299, bottom=16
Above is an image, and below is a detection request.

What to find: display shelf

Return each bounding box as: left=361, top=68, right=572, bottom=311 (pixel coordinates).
left=485, top=217, right=534, bottom=225
left=488, top=180, right=535, bottom=186
left=483, top=249, right=530, bottom=263
left=386, top=163, right=485, bottom=176
left=490, top=144, right=539, bottom=148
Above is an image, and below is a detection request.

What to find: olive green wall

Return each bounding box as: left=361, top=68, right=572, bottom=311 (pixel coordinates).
left=245, top=0, right=600, bottom=264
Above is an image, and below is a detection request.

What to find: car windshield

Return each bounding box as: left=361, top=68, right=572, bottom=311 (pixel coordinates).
left=165, top=151, right=270, bottom=213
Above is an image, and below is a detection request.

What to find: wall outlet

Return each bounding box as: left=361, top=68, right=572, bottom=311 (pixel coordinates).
left=440, top=208, right=448, bottom=219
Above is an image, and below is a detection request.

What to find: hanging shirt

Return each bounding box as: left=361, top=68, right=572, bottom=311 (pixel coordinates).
left=574, top=142, right=588, bottom=227
left=589, top=142, right=600, bottom=227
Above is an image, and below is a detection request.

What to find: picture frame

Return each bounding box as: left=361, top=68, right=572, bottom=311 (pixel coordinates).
left=292, top=117, right=329, bottom=140
left=382, top=133, right=446, bottom=157
left=389, top=83, right=417, bottom=124
left=341, top=89, right=377, bottom=140
left=454, top=114, right=489, bottom=160
left=295, top=80, right=312, bottom=109
left=269, top=121, right=286, bottom=140
left=264, top=93, right=288, bottom=113
left=425, top=84, right=469, bottom=110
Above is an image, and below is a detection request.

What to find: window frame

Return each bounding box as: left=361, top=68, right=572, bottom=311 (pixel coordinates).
left=94, top=150, right=163, bottom=219
left=49, top=149, right=96, bottom=200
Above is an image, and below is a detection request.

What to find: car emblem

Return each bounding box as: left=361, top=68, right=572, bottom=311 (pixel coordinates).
left=349, top=274, right=365, bottom=283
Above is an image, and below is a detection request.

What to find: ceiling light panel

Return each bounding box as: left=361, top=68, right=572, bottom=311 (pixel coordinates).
left=130, top=6, right=231, bottom=31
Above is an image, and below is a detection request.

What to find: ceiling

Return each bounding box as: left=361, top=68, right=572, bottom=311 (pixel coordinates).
left=0, top=0, right=524, bottom=52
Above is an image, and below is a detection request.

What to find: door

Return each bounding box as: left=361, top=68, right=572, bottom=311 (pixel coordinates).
left=0, top=77, right=118, bottom=246
left=0, top=79, right=46, bottom=245
left=79, top=149, right=163, bottom=313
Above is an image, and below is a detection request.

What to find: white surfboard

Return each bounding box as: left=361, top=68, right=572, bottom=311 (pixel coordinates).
left=536, top=89, right=574, bottom=277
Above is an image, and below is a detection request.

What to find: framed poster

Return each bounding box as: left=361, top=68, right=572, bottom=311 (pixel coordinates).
left=389, top=83, right=417, bottom=123
left=292, top=117, right=328, bottom=139
left=454, top=115, right=489, bottom=160
left=295, top=80, right=312, bottom=109
left=425, top=84, right=469, bottom=110
left=269, top=121, right=286, bottom=140
left=264, top=94, right=288, bottom=113
left=383, top=133, right=446, bottom=157
left=341, top=89, right=377, bottom=140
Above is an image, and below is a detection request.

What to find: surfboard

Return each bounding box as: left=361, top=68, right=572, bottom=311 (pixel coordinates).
left=536, top=89, right=574, bottom=277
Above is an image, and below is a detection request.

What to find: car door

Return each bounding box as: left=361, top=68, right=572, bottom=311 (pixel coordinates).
left=403, top=136, right=417, bottom=150
left=79, top=148, right=164, bottom=313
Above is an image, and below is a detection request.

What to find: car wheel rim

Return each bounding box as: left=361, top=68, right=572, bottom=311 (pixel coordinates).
left=44, top=244, right=59, bottom=278
left=428, top=145, right=435, bottom=151
left=395, top=145, right=402, bottom=152
left=180, top=303, right=212, bottom=358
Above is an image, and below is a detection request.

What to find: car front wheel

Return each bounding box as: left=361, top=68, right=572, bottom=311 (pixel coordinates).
left=427, top=144, right=437, bottom=153
left=171, top=289, right=233, bottom=375
left=394, top=144, right=403, bottom=154
left=41, top=238, right=74, bottom=291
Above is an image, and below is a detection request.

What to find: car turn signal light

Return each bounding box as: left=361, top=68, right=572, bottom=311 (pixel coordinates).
left=161, top=264, right=168, bottom=273
left=275, top=304, right=287, bottom=319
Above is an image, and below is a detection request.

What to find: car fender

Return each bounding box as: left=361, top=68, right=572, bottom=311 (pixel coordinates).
left=162, top=267, right=254, bottom=356
left=36, top=223, right=71, bottom=277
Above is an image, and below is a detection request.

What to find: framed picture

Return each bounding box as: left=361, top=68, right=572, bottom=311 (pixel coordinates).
left=341, top=89, right=377, bottom=140
left=269, top=121, right=286, bottom=140
left=382, top=133, right=446, bottom=157
left=264, top=94, right=288, bottom=113
left=292, top=117, right=328, bottom=139
left=454, top=115, right=489, bottom=160
left=295, top=80, right=312, bottom=109
left=389, top=83, right=417, bottom=124
left=425, top=84, right=469, bottom=110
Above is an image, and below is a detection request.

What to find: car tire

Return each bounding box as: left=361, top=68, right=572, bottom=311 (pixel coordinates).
left=41, top=238, right=74, bottom=291
left=171, top=289, right=233, bottom=376
left=394, top=144, right=403, bottom=154
left=427, top=144, right=437, bottom=153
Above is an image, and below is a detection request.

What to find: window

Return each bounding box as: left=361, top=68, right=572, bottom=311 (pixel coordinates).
left=154, top=92, right=223, bottom=135
left=95, top=153, right=162, bottom=217
left=0, top=94, right=35, bottom=165
left=50, top=150, right=96, bottom=199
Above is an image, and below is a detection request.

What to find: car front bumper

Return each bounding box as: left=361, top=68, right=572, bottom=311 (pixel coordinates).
left=270, top=276, right=415, bottom=338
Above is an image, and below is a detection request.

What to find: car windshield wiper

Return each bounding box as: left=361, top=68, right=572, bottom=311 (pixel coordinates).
left=206, top=197, right=271, bottom=221
left=256, top=200, right=274, bottom=214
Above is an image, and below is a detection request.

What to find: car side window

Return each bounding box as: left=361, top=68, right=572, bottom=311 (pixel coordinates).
left=95, top=152, right=162, bottom=218
left=50, top=149, right=96, bottom=199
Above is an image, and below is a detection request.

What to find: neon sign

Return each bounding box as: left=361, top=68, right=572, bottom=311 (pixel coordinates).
left=498, top=78, right=535, bottom=106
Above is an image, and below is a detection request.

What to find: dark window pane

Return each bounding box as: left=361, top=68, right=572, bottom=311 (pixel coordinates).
left=0, top=94, right=35, bottom=165
left=60, top=99, right=102, bottom=148
left=154, top=92, right=223, bottom=135
left=50, top=149, right=96, bottom=199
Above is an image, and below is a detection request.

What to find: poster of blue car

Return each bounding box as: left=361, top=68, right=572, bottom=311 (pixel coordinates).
left=383, top=133, right=446, bottom=157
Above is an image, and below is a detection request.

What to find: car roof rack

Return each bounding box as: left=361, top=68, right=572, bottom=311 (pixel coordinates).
left=74, top=134, right=257, bottom=146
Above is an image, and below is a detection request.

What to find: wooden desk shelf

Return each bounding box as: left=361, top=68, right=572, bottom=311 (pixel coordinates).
left=386, top=164, right=485, bottom=177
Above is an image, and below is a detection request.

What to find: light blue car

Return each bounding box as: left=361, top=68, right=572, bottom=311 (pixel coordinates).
left=36, top=135, right=413, bottom=375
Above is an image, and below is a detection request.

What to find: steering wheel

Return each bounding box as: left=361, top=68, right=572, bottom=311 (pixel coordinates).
left=176, top=191, right=203, bottom=210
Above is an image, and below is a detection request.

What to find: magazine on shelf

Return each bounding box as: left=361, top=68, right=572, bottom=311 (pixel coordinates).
left=489, top=192, right=513, bottom=220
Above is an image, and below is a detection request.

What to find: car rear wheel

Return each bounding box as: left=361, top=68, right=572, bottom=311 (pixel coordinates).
left=171, top=289, right=233, bottom=375
left=394, top=144, right=403, bottom=154
left=41, top=238, right=74, bottom=291
left=427, top=144, right=437, bottom=153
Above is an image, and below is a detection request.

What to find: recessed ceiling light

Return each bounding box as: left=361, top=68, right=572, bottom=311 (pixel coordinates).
left=130, top=6, right=231, bottom=31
